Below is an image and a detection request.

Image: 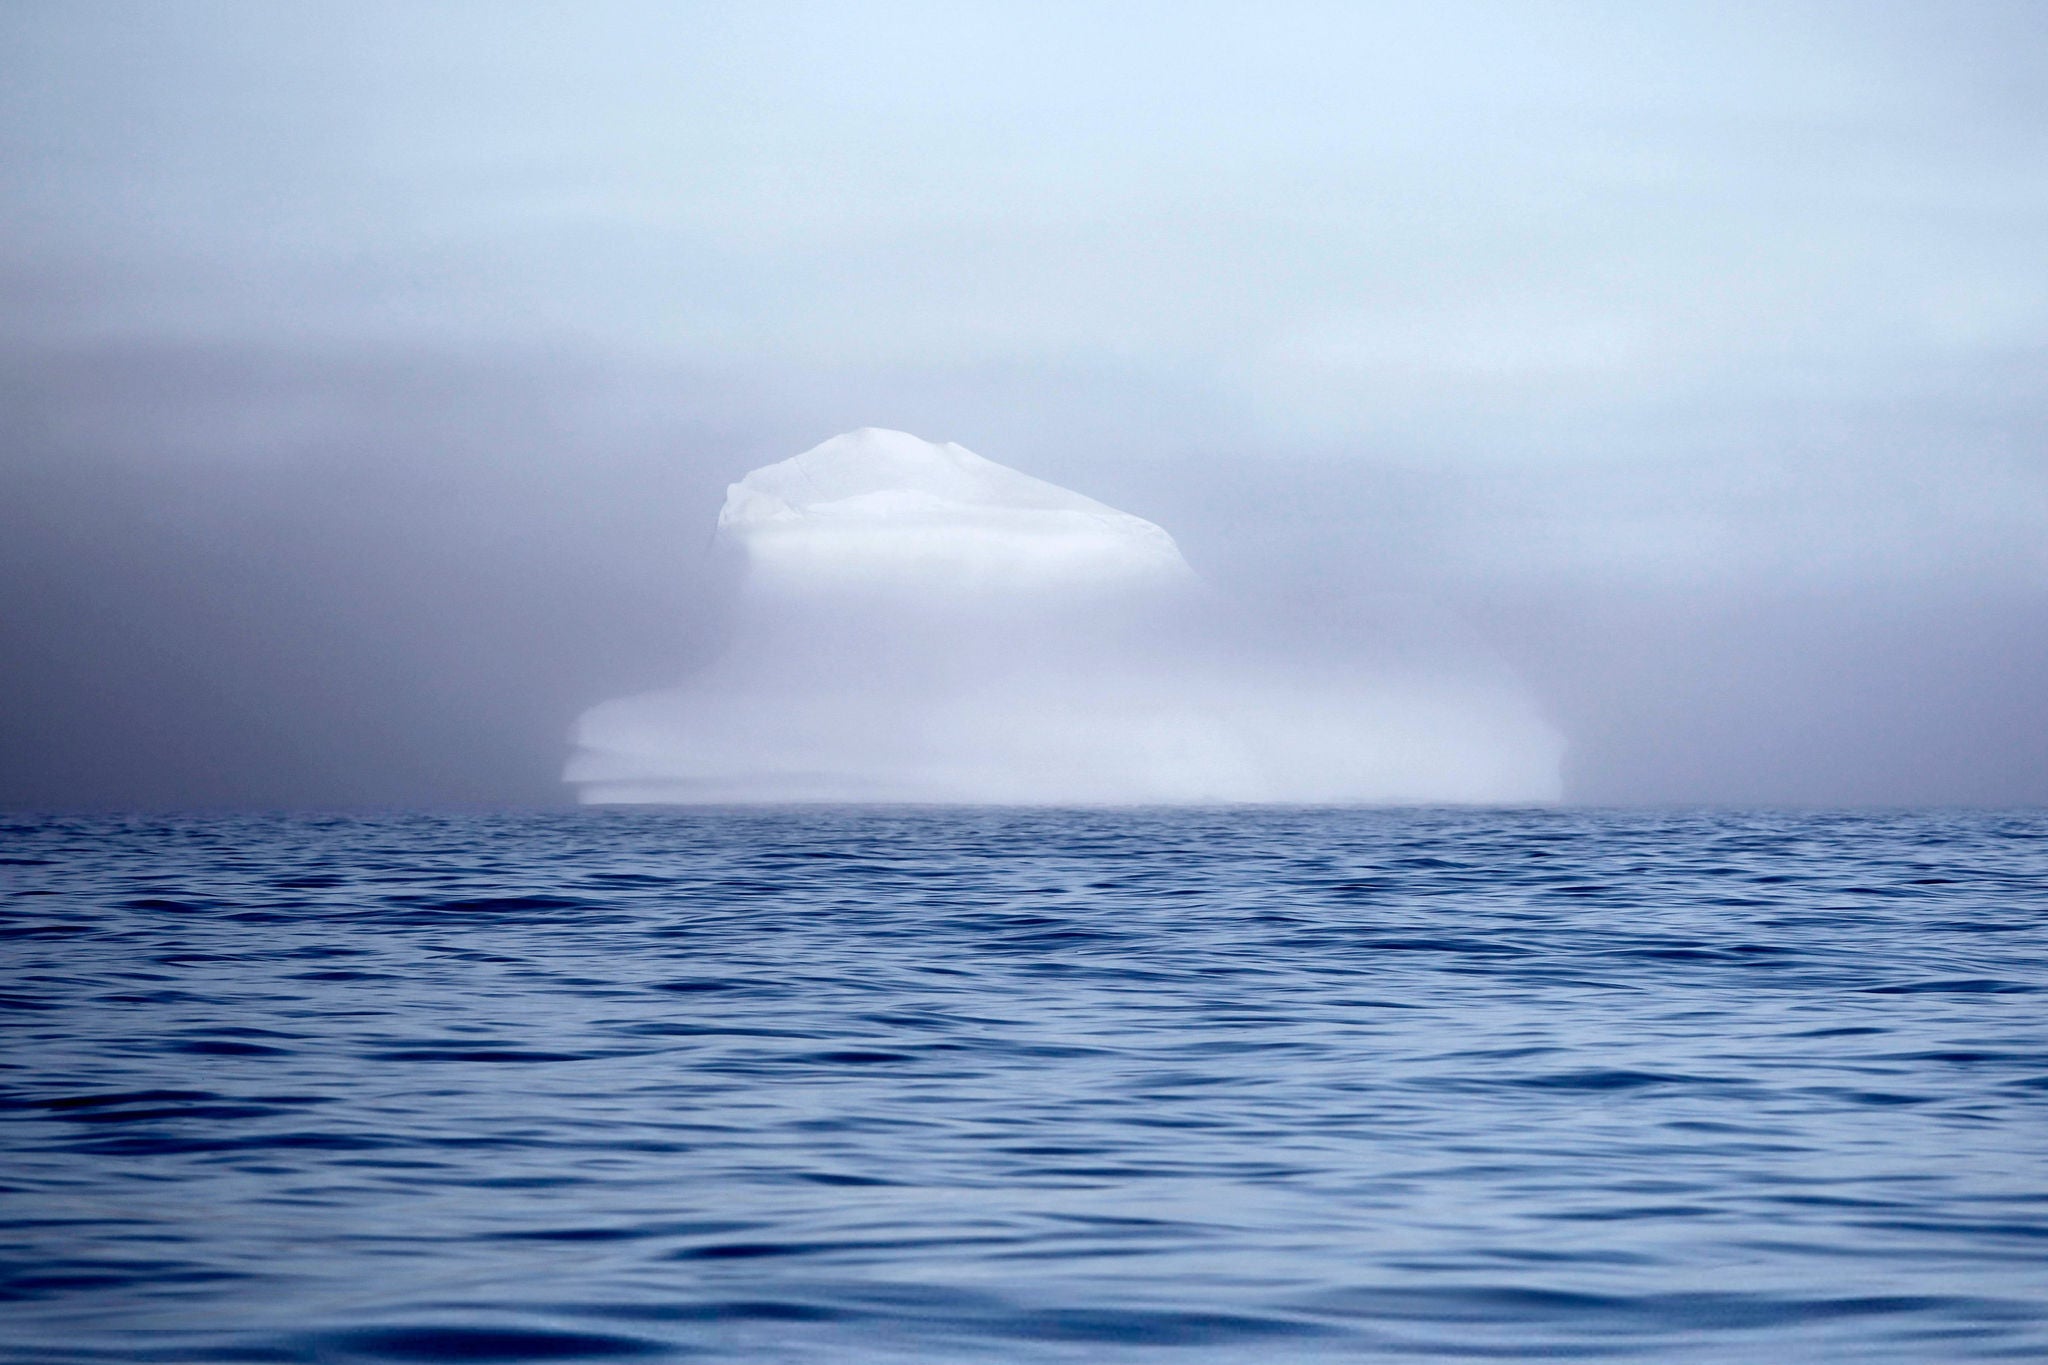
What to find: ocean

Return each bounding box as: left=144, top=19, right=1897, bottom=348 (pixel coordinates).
left=2, top=807, right=2044, bottom=1362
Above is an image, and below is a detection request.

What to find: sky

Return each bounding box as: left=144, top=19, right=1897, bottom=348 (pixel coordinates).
left=2, top=0, right=2044, bottom=807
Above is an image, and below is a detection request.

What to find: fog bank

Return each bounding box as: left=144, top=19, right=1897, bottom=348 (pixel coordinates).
left=3, top=3, right=2043, bottom=807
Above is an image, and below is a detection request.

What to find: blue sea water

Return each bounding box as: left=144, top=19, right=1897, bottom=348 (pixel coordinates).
left=2, top=807, right=2045, bottom=1363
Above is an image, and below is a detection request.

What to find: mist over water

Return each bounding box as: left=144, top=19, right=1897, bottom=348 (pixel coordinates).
left=4, top=10, right=2045, bottom=1365
left=3, top=2, right=2046, bottom=809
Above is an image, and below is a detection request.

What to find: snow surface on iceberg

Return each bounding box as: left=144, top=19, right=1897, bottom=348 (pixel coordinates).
left=566, top=428, right=1563, bottom=803
left=719, top=426, right=1193, bottom=597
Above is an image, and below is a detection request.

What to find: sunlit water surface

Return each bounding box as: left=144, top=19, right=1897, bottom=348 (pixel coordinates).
left=3, top=808, right=2045, bottom=1363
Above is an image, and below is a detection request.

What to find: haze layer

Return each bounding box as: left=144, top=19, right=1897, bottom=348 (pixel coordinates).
left=567, top=429, right=1562, bottom=803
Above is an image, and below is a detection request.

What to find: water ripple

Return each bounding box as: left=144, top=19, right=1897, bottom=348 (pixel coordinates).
left=1, top=807, right=2044, bottom=1362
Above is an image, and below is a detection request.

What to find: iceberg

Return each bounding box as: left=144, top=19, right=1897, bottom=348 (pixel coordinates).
left=718, top=425, right=1194, bottom=598
left=566, top=428, right=1563, bottom=803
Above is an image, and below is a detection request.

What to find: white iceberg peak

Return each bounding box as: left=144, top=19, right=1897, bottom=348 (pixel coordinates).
left=716, top=428, right=1193, bottom=597
left=720, top=427, right=1102, bottom=521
